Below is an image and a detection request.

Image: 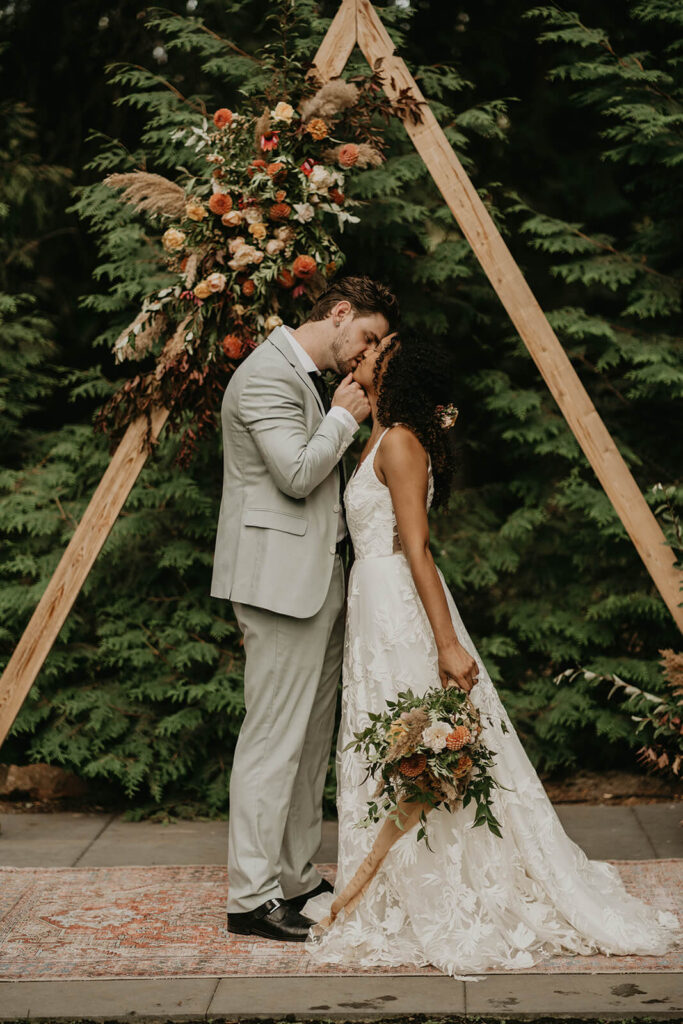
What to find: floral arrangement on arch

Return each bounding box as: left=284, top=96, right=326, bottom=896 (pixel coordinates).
left=99, top=69, right=414, bottom=464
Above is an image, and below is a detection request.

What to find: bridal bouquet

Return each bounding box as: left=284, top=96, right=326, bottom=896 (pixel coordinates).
left=347, top=684, right=505, bottom=842
left=316, top=686, right=505, bottom=929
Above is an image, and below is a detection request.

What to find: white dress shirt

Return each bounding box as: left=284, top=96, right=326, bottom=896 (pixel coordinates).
left=280, top=324, right=357, bottom=542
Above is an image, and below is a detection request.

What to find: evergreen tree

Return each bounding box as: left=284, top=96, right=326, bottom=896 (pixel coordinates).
left=0, top=1, right=680, bottom=814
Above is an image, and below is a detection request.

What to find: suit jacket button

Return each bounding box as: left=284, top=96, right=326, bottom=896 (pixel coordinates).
left=329, top=545, right=336, bottom=555
left=333, top=503, right=341, bottom=513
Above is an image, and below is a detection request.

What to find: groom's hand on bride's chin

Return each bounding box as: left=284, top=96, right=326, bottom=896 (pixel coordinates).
left=332, top=374, right=371, bottom=422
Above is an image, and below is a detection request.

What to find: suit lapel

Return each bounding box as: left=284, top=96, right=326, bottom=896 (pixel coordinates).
left=268, top=327, right=326, bottom=416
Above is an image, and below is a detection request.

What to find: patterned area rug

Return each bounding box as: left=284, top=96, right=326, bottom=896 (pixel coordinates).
left=0, top=861, right=680, bottom=980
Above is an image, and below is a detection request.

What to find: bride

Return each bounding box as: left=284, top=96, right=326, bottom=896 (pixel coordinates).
left=305, top=330, right=679, bottom=976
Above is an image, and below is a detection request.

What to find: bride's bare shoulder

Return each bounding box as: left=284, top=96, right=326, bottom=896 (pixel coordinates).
left=379, top=423, right=429, bottom=469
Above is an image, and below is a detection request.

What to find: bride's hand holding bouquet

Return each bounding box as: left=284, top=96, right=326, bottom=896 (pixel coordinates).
left=437, top=636, right=479, bottom=692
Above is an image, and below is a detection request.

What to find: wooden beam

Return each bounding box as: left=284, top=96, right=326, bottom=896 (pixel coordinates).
left=0, top=407, right=170, bottom=746
left=308, top=0, right=357, bottom=82
left=356, top=0, right=682, bottom=631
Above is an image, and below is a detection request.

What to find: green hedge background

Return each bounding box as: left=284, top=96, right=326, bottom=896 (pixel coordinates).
left=1, top=0, right=681, bottom=817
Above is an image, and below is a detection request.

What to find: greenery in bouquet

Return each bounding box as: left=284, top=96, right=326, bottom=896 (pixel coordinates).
left=97, top=61, right=416, bottom=465
left=347, top=685, right=508, bottom=843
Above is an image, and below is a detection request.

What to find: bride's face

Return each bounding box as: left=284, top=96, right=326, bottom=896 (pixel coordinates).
left=352, top=332, right=397, bottom=393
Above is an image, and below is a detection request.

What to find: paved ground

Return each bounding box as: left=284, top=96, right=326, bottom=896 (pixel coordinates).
left=0, top=804, right=681, bottom=1020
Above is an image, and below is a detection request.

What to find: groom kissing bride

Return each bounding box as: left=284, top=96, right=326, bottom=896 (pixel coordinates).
left=211, top=275, right=678, bottom=968
left=211, top=274, right=477, bottom=940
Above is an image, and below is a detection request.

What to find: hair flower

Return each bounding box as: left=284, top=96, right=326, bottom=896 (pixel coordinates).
left=436, top=403, right=459, bottom=430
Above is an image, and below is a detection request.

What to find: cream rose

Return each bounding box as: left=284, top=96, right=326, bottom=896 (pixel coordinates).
left=265, top=238, right=285, bottom=256
left=162, top=228, right=186, bottom=251
left=206, top=272, right=227, bottom=293
left=264, top=314, right=284, bottom=331
left=244, top=206, right=264, bottom=224
left=249, top=222, right=267, bottom=241
left=307, top=165, right=334, bottom=193
left=271, top=101, right=294, bottom=124
left=275, top=225, right=296, bottom=243
left=228, top=235, right=246, bottom=254
left=228, top=244, right=264, bottom=270
left=422, top=722, right=453, bottom=753
left=293, top=202, right=315, bottom=223
left=185, top=201, right=206, bottom=222
left=221, top=210, right=243, bottom=227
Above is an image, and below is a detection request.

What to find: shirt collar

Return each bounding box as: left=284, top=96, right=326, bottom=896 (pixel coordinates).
left=280, top=324, right=321, bottom=375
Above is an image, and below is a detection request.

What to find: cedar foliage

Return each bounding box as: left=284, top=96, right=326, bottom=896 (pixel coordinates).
left=0, top=1, right=681, bottom=815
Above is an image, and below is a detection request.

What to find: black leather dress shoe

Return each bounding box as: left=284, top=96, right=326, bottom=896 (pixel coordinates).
left=287, top=877, right=334, bottom=912
left=227, top=898, right=313, bottom=942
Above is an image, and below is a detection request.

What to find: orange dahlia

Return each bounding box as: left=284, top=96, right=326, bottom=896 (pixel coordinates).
left=399, top=753, right=427, bottom=778
left=446, top=726, right=471, bottom=751
left=213, top=108, right=233, bottom=128
left=209, top=192, right=233, bottom=215
left=305, top=117, right=329, bottom=141
left=292, top=254, right=317, bottom=279
left=222, top=334, right=247, bottom=359
left=269, top=202, right=292, bottom=222
left=338, top=143, right=359, bottom=167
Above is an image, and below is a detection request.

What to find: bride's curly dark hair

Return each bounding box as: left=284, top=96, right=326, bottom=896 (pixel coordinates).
left=372, top=332, right=458, bottom=509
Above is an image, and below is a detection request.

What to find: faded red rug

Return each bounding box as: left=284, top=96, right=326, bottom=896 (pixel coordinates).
left=0, top=861, right=680, bottom=980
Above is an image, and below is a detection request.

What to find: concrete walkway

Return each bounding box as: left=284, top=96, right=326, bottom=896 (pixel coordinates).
left=0, top=804, right=681, bottom=1020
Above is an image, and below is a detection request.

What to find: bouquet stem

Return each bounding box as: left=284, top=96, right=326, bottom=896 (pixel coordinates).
left=317, top=798, right=433, bottom=930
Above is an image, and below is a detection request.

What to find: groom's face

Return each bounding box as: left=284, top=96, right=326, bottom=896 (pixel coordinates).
left=330, top=311, right=390, bottom=376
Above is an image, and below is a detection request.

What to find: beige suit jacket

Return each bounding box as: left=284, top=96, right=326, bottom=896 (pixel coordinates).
left=210, top=327, right=353, bottom=617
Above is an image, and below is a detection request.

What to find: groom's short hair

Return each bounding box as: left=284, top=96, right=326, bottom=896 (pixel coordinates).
left=306, top=275, right=399, bottom=331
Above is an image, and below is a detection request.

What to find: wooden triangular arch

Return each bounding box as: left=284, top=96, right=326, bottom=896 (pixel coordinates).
left=0, top=0, right=680, bottom=747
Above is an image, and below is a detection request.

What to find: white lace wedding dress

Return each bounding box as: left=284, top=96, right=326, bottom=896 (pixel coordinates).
left=305, top=427, right=679, bottom=977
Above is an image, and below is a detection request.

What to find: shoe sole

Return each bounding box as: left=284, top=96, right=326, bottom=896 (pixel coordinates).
left=227, top=924, right=309, bottom=942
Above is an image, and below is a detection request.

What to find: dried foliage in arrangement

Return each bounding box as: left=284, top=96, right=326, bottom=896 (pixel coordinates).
left=104, top=172, right=187, bottom=219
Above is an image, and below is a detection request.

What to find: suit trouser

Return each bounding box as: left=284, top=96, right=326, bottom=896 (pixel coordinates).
left=228, top=555, right=345, bottom=913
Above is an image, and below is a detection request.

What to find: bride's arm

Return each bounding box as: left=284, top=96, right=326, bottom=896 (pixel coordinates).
left=377, top=425, right=478, bottom=692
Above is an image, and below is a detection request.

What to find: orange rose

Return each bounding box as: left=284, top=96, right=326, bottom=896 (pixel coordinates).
left=222, top=334, right=247, bottom=359
left=209, top=192, right=233, bottom=215
left=277, top=269, right=295, bottom=289
left=275, top=189, right=287, bottom=202
left=325, top=261, right=337, bottom=277
left=292, top=254, right=317, bottom=280
left=305, top=118, right=329, bottom=141
left=329, top=188, right=345, bottom=205
left=269, top=202, right=292, bottom=222
left=241, top=279, right=255, bottom=297
left=213, top=108, right=233, bottom=128
left=338, top=143, right=359, bottom=167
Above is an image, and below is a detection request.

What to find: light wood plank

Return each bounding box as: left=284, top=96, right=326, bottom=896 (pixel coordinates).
left=356, top=0, right=682, bottom=630
left=308, top=0, right=357, bottom=82
left=0, top=407, right=170, bottom=746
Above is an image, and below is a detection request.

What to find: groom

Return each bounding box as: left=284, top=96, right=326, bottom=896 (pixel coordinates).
left=211, top=275, right=399, bottom=941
